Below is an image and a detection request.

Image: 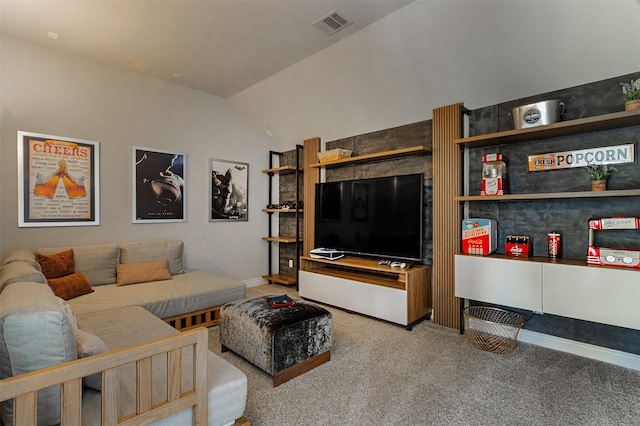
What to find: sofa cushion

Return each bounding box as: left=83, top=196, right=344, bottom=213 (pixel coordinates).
left=1, top=249, right=41, bottom=270
left=116, top=259, right=172, bottom=286
left=37, top=244, right=119, bottom=286
left=68, top=269, right=246, bottom=319
left=56, top=296, right=78, bottom=329
left=119, top=240, right=184, bottom=275
left=47, top=271, right=95, bottom=300
left=0, top=282, right=77, bottom=426
left=36, top=249, right=75, bottom=279
left=0, top=261, right=46, bottom=294
left=77, top=306, right=247, bottom=426
left=74, top=328, right=108, bottom=391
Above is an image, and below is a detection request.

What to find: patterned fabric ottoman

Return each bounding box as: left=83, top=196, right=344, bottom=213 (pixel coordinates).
left=220, top=296, right=332, bottom=386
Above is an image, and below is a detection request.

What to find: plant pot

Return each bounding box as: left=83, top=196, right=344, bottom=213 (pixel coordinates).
left=591, top=180, right=607, bottom=191
left=625, top=100, right=640, bottom=111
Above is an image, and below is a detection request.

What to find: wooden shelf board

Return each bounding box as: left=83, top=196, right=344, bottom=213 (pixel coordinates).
left=262, top=209, right=303, bottom=213
left=456, top=188, right=640, bottom=201
left=262, top=236, right=299, bottom=243
left=456, top=253, right=640, bottom=272
left=308, top=145, right=431, bottom=168
left=302, top=263, right=405, bottom=290
left=455, top=109, right=640, bottom=148
left=301, top=256, right=426, bottom=274
left=262, top=273, right=297, bottom=285
left=262, top=165, right=302, bottom=175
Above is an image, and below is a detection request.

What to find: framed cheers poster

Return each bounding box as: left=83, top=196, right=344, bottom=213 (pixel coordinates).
left=17, top=131, right=100, bottom=227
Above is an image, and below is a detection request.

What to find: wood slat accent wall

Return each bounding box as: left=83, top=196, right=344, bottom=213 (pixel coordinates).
left=432, top=103, right=464, bottom=329
left=302, top=137, right=321, bottom=259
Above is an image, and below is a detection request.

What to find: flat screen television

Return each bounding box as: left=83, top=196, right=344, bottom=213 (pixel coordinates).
left=315, top=173, right=424, bottom=262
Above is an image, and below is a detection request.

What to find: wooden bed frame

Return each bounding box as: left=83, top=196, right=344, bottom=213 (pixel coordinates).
left=0, top=328, right=210, bottom=425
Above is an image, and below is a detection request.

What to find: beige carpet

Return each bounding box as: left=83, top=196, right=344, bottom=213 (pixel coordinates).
left=209, top=284, right=640, bottom=426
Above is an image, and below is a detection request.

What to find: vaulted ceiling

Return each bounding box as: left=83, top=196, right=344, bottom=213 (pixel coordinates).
left=0, top=0, right=413, bottom=98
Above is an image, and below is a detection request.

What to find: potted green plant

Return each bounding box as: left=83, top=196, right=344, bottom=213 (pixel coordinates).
left=621, top=78, right=640, bottom=111
left=585, top=163, right=616, bottom=191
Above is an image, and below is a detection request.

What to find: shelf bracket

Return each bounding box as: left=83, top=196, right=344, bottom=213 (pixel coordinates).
left=461, top=106, right=472, bottom=116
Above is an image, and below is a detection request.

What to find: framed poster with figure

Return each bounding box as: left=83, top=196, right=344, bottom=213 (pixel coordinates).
left=209, top=158, right=248, bottom=222
left=132, top=146, right=186, bottom=223
left=17, top=131, right=100, bottom=227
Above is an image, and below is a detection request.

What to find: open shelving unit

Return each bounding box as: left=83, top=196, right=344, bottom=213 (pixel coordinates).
left=262, top=147, right=303, bottom=288
left=452, top=107, right=640, bottom=332
left=456, top=189, right=640, bottom=202
left=307, top=145, right=430, bottom=168
left=455, top=109, right=640, bottom=203
left=299, top=139, right=432, bottom=329
left=454, top=109, right=640, bottom=148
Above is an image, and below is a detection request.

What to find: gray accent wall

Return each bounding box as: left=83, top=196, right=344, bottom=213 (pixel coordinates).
left=467, top=72, right=640, bottom=355
left=323, top=121, right=433, bottom=266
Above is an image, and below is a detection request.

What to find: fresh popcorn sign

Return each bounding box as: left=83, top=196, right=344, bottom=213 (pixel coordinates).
left=527, top=143, right=635, bottom=172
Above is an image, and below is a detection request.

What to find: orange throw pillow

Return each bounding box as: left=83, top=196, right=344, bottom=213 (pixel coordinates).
left=36, top=249, right=75, bottom=279
left=47, top=271, right=94, bottom=300
left=116, top=259, right=172, bottom=286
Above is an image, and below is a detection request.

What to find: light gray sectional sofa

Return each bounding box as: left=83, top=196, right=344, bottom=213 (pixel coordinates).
left=0, top=240, right=249, bottom=426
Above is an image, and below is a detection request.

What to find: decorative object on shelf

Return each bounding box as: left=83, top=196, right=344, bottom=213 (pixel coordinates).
left=17, top=131, right=100, bottom=227
left=508, top=99, right=565, bottom=129
left=620, top=78, right=640, bottom=111
left=265, top=200, right=303, bottom=210
left=317, top=148, right=352, bottom=163
left=547, top=232, right=562, bottom=259
left=481, top=153, right=507, bottom=195
left=461, top=218, right=497, bottom=255
left=505, top=235, right=531, bottom=258
left=587, top=217, right=640, bottom=269
left=210, top=158, right=248, bottom=222
left=585, top=163, right=616, bottom=191
left=528, top=143, right=634, bottom=172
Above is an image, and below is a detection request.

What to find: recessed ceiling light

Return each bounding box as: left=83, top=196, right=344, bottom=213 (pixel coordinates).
left=47, top=32, right=59, bottom=40
left=172, top=73, right=183, bottom=79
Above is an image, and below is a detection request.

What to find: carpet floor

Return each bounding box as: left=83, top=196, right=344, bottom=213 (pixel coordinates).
left=208, top=284, right=640, bottom=426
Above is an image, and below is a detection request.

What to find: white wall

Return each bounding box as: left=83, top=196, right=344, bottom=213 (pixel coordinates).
left=229, top=0, right=640, bottom=147
left=0, top=36, right=271, bottom=282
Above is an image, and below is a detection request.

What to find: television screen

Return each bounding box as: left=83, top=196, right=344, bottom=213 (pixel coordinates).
left=315, top=173, right=424, bottom=262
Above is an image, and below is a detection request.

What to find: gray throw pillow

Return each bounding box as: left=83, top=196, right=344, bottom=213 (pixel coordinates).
left=74, top=328, right=108, bottom=391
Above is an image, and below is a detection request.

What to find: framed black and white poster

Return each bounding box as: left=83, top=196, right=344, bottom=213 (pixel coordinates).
left=132, top=146, right=186, bottom=223
left=17, top=131, right=99, bottom=227
left=209, top=158, right=248, bottom=222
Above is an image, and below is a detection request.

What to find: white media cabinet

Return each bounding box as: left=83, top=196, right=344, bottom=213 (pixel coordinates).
left=299, top=256, right=431, bottom=329
left=455, top=254, right=640, bottom=330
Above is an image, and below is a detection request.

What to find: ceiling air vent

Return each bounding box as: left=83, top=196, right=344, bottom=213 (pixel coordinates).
left=313, top=10, right=353, bottom=35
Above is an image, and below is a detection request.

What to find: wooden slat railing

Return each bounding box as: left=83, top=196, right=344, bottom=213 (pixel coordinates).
left=0, top=327, right=209, bottom=426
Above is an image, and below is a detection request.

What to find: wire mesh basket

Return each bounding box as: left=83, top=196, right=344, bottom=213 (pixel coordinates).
left=463, top=306, right=526, bottom=354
